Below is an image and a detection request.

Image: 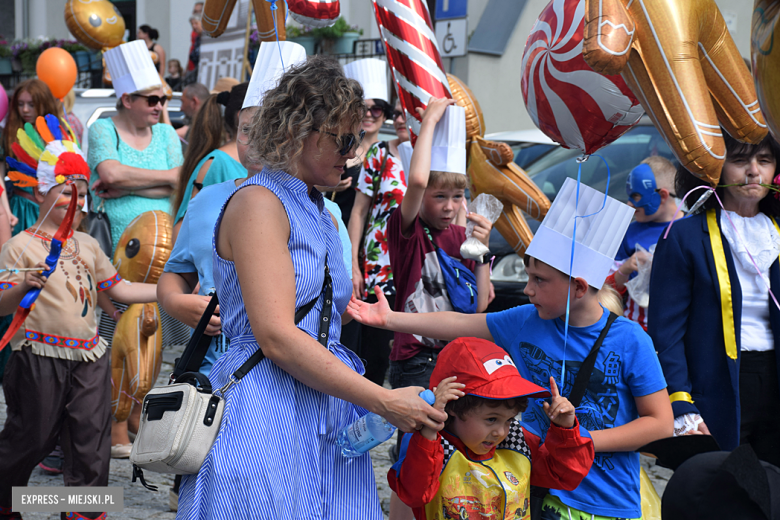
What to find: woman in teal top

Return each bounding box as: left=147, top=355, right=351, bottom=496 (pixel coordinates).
left=87, top=84, right=183, bottom=457
left=171, top=83, right=248, bottom=233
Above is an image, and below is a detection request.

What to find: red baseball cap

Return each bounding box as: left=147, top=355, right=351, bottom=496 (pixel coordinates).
left=431, top=337, right=551, bottom=400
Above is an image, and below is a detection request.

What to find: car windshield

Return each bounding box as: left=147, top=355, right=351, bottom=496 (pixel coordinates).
left=524, top=125, right=677, bottom=203
left=512, top=142, right=557, bottom=169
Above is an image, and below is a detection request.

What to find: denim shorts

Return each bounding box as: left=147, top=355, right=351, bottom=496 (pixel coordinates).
left=388, top=348, right=439, bottom=389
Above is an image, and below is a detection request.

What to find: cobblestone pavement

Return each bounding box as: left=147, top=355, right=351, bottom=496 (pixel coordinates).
left=1, top=343, right=672, bottom=518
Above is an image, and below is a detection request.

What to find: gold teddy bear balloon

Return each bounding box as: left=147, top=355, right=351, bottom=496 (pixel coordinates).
left=582, top=0, right=767, bottom=186
left=110, top=211, right=173, bottom=421
left=448, top=74, right=551, bottom=256
left=64, top=0, right=126, bottom=50
left=202, top=0, right=286, bottom=40
left=752, top=0, right=780, bottom=142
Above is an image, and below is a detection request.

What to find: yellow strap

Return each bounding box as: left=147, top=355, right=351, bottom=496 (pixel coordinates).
left=706, top=209, right=738, bottom=360
left=669, top=391, right=694, bottom=404
left=772, top=217, right=780, bottom=237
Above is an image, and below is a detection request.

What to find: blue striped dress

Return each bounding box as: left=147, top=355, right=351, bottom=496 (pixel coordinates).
left=176, top=170, right=383, bottom=519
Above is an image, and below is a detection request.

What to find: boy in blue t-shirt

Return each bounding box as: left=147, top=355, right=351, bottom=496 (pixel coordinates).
left=348, top=179, right=673, bottom=520
left=610, top=156, right=679, bottom=330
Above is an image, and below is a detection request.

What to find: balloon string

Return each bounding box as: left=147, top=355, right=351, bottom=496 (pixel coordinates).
left=662, top=185, right=780, bottom=312
left=109, top=376, right=143, bottom=406
left=561, top=154, right=611, bottom=385
left=266, top=0, right=285, bottom=70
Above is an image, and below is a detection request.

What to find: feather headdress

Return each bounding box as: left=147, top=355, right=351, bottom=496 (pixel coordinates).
left=5, top=114, right=89, bottom=194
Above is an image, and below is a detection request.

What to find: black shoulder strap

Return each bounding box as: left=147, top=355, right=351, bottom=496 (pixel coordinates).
left=172, top=292, right=220, bottom=380
left=568, top=312, right=619, bottom=408
left=231, top=257, right=333, bottom=382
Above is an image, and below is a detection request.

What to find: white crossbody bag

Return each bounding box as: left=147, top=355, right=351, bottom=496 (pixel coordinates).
left=130, top=261, right=333, bottom=488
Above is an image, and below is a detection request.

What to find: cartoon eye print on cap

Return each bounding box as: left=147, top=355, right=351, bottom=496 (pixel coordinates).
left=483, top=355, right=517, bottom=375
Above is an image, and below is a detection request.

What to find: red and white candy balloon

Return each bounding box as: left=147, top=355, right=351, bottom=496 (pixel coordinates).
left=287, top=0, right=340, bottom=28
left=521, top=0, right=643, bottom=154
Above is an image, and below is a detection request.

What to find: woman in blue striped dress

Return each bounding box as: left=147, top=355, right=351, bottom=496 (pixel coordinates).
left=176, top=57, right=447, bottom=519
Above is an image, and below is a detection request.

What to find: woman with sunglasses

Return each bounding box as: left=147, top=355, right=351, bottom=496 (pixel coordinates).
left=175, top=56, right=445, bottom=519
left=88, top=42, right=184, bottom=458
left=347, top=99, right=410, bottom=386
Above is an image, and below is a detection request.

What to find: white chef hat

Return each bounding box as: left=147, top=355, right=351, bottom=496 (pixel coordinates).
left=397, top=141, right=413, bottom=184
left=343, top=58, right=389, bottom=102
left=104, top=40, right=162, bottom=99
left=526, top=177, right=634, bottom=288
left=430, top=105, right=466, bottom=175
left=243, top=41, right=307, bottom=109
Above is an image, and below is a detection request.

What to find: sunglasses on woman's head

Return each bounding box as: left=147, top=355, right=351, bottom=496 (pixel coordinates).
left=365, top=105, right=386, bottom=119
left=313, top=128, right=366, bottom=156
left=134, top=94, right=167, bottom=107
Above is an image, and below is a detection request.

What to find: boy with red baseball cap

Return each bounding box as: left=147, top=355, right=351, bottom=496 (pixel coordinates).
left=388, top=337, right=594, bottom=520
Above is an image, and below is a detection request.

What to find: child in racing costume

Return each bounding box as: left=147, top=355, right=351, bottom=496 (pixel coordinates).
left=388, top=337, right=594, bottom=520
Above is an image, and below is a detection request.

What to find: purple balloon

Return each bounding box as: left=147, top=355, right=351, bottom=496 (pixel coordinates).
left=0, top=87, right=8, bottom=124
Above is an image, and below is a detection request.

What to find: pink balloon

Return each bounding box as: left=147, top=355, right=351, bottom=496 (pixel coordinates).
left=520, top=0, right=644, bottom=154
left=0, top=87, right=8, bottom=123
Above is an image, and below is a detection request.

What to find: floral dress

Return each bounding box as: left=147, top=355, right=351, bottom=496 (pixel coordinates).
left=356, top=141, right=406, bottom=297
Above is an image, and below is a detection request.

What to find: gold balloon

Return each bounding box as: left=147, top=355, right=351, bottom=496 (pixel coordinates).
left=110, top=210, right=172, bottom=421
left=583, top=0, right=767, bottom=185
left=752, top=0, right=780, bottom=142
left=447, top=73, right=485, bottom=141
left=64, top=0, right=126, bottom=51
left=111, top=303, right=162, bottom=421
left=113, top=210, right=173, bottom=284
left=202, top=0, right=286, bottom=41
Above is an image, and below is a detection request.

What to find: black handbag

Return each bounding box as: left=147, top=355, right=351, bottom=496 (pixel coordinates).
left=530, top=312, right=618, bottom=519
left=85, top=193, right=113, bottom=257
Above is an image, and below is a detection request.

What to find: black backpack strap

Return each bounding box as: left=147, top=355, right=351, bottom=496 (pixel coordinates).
left=568, top=312, right=619, bottom=408
left=229, top=257, right=333, bottom=384
left=171, top=292, right=220, bottom=382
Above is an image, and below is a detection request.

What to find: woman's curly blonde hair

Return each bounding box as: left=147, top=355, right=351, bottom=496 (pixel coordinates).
left=246, top=56, right=366, bottom=172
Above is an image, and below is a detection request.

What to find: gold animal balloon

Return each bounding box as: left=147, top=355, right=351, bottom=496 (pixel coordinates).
left=447, top=74, right=551, bottom=255
left=202, top=0, right=286, bottom=41
left=110, top=211, right=173, bottom=421
left=64, top=0, right=126, bottom=51
left=583, top=0, right=767, bottom=185
left=752, top=0, right=780, bottom=142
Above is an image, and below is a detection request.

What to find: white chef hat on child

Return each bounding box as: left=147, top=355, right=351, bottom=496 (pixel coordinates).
left=397, top=141, right=413, bottom=184
left=104, top=40, right=162, bottom=99
left=526, top=177, right=634, bottom=289
left=242, top=41, right=307, bottom=109
left=343, top=58, right=389, bottom=102
left=430, top=105, right=466, bottom=176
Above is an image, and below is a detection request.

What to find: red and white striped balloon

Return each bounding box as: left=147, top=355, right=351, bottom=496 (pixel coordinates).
left=372, top=0, right=452, bottom=144
left=287, top=0, right=340, bottom=28
left=521, top=0, right=643, bottom=154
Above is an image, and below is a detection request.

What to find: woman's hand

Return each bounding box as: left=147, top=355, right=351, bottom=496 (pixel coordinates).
left=8, top=213, right=18, bottom=228
left=347, top=291, right=391, bottom=328
left=380, top=386, right=449, bottom=433
left=467, top=213, right=493, bottom=247
left=352, top=265, right=365, bottom=299
left=543, top=377, right=576, bottom=429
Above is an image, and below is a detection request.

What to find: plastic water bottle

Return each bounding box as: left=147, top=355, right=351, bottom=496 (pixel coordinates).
left=337, top=389, right=436, bottom=457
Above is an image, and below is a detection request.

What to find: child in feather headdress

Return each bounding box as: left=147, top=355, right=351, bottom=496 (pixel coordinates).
left=0, top=114, right=158, bottom=520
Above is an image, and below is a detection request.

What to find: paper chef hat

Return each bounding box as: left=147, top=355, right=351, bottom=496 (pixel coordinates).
left=430, top=105, right=467, bottom=175
left=397, top=141, right=413, bottom=184
left=526, top=177, right=634, bottom=288
left=343, top=58, right=389, bottom=102
left=243, top=41, right=307, bottom=109
left=104, top=40, right=162, bottom=99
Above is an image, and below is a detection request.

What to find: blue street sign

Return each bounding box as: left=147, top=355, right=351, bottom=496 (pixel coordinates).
left=435, top=0, right=467, bottom=21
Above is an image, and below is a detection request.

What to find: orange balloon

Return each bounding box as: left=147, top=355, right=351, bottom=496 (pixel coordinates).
left=36, top=48, right=78, bottom=100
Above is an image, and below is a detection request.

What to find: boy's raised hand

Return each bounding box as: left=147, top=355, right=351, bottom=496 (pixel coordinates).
left=347, top=290, right=392, bottom=328
left=466, top=213, right=493, bottom=247
left=431, top=376, right=466, bottom=412
left=416, top=97, right=457, bottom=127
left=542, top=376, right=576, bottom=429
